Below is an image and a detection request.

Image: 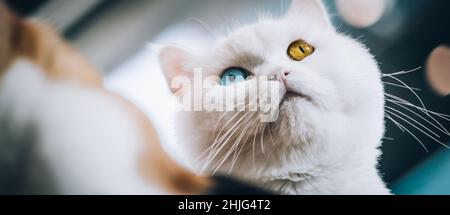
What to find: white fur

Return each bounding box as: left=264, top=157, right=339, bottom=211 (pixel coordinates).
left=0, top=59, right=161, bottom=194
left=160, top=0, right=390, bottom=194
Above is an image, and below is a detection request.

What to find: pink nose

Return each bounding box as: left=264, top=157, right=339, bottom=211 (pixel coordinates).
left=282, top=71, right=290, bottom=79
left=269, top=69, right=290, bottom=81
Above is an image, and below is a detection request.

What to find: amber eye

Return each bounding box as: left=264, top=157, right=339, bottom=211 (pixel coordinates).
left=287, top=39, right=315, bottom=61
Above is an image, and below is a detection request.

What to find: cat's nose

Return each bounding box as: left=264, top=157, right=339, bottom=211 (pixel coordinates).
left=269, top=69, right=290, bottom=81
left=282, top=71, right=290, bottom=79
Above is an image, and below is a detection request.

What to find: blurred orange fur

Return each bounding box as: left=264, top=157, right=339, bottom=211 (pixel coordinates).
left=0, top=1, right=211, bottom=194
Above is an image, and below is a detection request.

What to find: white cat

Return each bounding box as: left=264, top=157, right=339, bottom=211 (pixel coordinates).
left=159, top=0, right=391, bottom=194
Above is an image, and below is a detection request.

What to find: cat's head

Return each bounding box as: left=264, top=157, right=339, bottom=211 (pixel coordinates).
left=159, top=0, right=385, bottom=177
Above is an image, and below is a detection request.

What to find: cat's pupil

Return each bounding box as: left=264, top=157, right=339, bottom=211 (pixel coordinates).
left=298, top=46, right=305, bottom=53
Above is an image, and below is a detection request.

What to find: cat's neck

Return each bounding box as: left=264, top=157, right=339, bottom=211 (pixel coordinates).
left=208, top=136, right=388, bottom=194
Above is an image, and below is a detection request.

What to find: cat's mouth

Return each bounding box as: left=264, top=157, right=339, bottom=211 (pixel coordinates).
left=282, top=90, right=312, bottom=103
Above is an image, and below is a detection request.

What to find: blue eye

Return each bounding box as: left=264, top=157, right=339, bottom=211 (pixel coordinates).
left=220, top=67, right=250, bottom=86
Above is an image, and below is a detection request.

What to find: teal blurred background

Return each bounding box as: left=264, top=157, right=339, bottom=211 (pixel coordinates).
left=393, top=148, right=450, bottom=195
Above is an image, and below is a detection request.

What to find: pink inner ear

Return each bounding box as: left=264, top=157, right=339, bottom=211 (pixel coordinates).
left=160, top=46, right=186, bottom=80
left=427, top=45, right=450, bottom=96
left=159, top=46, right=191, bottom=94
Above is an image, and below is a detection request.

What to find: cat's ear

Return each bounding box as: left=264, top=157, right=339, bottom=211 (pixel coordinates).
left=158, top=46, right=192, bottom=94
left=286, top=0, right=332, bottom=28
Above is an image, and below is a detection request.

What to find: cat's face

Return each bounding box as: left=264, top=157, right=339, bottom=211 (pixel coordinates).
left=160, top=0, right=385, bottom=177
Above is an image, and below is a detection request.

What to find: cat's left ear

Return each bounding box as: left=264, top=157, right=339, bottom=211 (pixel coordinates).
left=159, top=45, right=193, bottom=94
left=286, top=0, right=332, bottom=28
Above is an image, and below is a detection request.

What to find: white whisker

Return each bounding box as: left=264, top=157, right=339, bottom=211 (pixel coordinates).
left=386, top=94, right=450, bottom=118
left=382, top=137, right=395, bottom=141
left=202, top=111, right=252, bottom=172
left=385, top=93, right=450, bottom=137
left=385, top=106, right=440, bottom=138
left=383, top=82, right=421, bottom=91
left=385, top=113, right=429, bottom=152
left=252, top=122, right=260, bottom=170
left=385, top=113, right=406, bottom=132
left=386, top=99, right=450, bottom=135
left=386, top=109, right=449, bottom=149
left=384, top=75, right=427, bottom=113
left=382, top=67, right=421, bottom=77
left=196, top=111, right=241, bottom=163
left=260, top=125, right=266, bottom=155
left=229, top=116, right=258, bottom=170
left=386, top=96, right=450, bottom=135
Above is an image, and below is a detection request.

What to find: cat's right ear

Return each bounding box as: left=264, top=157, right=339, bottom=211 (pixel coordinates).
left=158, top=46, right=192, bottom=94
